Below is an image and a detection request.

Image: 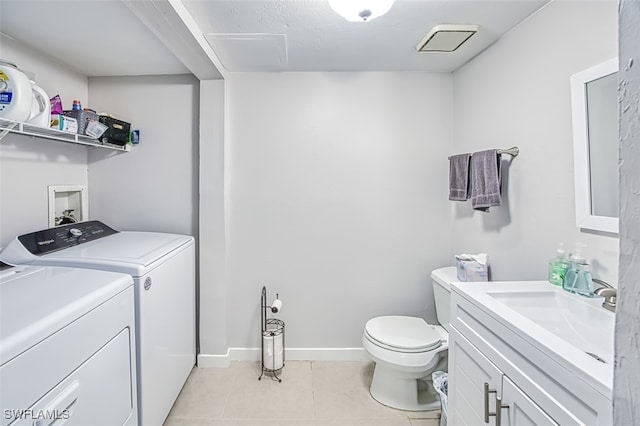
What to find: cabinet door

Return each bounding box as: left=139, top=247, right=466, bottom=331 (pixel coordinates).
left=501, top=376, right=559, bottom=426
left=449, top=326, right=503, bottom=426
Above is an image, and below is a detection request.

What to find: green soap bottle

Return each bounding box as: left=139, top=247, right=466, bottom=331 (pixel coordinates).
left=548, top=243, right=569, bottom=286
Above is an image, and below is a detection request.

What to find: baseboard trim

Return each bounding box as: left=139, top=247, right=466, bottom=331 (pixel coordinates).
left=197, top=347, right=367, bottom=367
left=197, top=349, right=232, bottom=368
left=285, top=347, right=367, bottom=361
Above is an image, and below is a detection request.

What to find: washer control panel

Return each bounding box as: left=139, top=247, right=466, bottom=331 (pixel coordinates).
left=17, top=221, right=118, bottom=255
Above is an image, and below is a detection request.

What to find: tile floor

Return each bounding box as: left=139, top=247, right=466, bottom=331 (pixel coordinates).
left=164, top=361, right=441, bottom=426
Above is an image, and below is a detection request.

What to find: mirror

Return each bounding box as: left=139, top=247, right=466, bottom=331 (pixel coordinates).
left=570, top=58, right=619, bottom=234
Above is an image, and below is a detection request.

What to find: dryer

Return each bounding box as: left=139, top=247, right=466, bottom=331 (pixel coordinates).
left=0, top=221, right=196, bottom=426
left=0, top=263, right=137, bottom=426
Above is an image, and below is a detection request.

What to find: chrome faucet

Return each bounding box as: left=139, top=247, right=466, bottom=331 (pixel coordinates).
left=592, top=278, right=616, bottom=313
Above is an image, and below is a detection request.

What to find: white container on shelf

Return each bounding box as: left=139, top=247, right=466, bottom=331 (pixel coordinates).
left=26, top=80, right=50, bottom=127
left=0, top=60, right=33, bottom=122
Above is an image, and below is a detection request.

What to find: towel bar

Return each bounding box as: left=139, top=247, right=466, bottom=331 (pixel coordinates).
left=448, top=146, right=519, bottom=160
left=497, top=146, right=519, bottom=157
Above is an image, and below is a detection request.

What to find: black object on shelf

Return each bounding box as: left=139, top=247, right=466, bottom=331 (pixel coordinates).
left=99, top=115, right=131, bottom=146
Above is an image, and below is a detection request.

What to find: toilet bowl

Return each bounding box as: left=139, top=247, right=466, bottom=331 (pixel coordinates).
left=362, top=266, right=457, bottom=411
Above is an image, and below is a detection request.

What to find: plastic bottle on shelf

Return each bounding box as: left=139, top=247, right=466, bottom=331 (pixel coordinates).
left=0, top=60, right=33, bottom=122
left=26, top=80, right=51, bottom=127
left=548, top=243, right=570, bottom=286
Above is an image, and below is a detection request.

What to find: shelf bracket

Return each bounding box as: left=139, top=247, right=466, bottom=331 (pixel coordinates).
left=0, top=120, right=18, bottom=142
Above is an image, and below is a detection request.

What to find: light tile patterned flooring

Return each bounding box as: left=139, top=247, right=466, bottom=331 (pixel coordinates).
left=164, top=361, right=441, bottom=426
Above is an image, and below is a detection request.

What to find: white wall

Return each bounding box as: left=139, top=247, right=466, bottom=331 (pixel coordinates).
left=87, top=75, right=199, bottom=237
left=0, top=35, right=89, bottom=247
left=452, top=1, right=619, bottom=284
left=198, top=80, right=228, bottom=357
left=0, top=34, right=89, bottom=107
left=0, top=134, right=89, bottom=246
left=615, top=0, right=640, bottom=421
left=225, top=72, right=454, bottom=350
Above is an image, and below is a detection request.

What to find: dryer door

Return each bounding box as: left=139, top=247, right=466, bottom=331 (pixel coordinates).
left=8, top=329, right=136, bottom=426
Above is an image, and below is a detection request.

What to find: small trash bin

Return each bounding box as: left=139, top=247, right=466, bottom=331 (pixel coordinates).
left=432, top=371, right=448, bottom=426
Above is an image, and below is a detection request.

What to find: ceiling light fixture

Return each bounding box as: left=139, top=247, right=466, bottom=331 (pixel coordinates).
left=328, top=0, right=395, bottom=22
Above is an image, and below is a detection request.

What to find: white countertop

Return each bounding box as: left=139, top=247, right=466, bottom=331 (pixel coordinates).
left=451, top=280, right=614, bottom=399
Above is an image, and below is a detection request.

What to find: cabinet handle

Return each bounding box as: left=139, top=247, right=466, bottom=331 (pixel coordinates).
left=495, top=395, right=509, bottom=426
left=484, top=382, right=498, bottom=423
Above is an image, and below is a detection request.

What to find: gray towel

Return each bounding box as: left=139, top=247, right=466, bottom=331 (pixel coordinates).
left=449, top=153, right=471, bottom=201
left=471, top=149, right=502, bottom=212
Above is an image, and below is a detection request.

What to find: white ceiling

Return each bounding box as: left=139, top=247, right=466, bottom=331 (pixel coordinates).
left=184, top=0, right=549, bottom=72
left=0, top=0, right=191, bottom=77
left=0, top=0, right=549, bottom=77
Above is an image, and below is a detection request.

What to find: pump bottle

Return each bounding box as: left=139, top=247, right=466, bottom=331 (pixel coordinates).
left=562, top=243, right=594, bottom=297
left=548, top=243, right=569, bottom=286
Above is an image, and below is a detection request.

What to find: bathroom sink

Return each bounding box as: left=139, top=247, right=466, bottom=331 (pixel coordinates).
left=487, top=290, right=614, bottom=364
left=451, top=280, right=614, bottom=397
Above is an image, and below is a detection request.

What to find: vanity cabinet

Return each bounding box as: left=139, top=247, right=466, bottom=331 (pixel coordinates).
left=449, top=289, right=613, bottom=426
left=449, top=327, right=557, bottom=425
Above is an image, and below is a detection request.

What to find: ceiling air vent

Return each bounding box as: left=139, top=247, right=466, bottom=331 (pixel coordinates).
left=416, top=24, right=479, bottom=53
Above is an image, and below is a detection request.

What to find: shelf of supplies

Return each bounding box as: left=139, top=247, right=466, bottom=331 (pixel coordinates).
left=0, top=117, right=130, bottom=152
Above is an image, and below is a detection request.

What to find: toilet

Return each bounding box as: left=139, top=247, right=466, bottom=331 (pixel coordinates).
left=362, top=266, right=456, bottom=411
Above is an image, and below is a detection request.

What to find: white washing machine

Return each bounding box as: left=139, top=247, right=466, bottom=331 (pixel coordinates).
left=0, top=262, right=137, bottom=426
left=0, top=221, right=196, bottom=426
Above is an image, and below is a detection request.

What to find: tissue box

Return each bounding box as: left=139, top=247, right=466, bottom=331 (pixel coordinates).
left=456, top=254, right=489, bottom=282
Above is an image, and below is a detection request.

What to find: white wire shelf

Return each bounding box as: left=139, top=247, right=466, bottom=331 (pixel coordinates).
left=0, top=117, right=130, bottom=152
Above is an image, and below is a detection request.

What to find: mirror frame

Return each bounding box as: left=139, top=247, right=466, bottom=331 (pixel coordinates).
left=570, top=58, right=619, bottom=234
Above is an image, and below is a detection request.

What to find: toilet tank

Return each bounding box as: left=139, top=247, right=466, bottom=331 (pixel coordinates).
left=431, top=266, right=458, bottom=332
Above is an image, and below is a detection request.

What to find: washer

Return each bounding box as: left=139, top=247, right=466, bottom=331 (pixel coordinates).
left=1, top=221, right=196, bottom=426
left=0, top=262, right=137, bottom=426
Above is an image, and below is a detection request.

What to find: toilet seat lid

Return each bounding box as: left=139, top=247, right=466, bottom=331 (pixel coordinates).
left=365, top=316, right=442, bottom=352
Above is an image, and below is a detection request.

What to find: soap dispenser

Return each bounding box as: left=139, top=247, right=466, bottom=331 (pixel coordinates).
left=563, top=244, right=594, bottom=297
left=548, top=243, right=569, bottom=286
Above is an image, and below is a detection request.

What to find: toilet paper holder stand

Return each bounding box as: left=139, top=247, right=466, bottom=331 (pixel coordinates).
left=259, top=286, right=285, bottom=382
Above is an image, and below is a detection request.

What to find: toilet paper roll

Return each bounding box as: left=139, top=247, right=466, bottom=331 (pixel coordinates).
left=262, top=334, right=284, bottom=370
left=270, top=299, right=283, bottom=314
